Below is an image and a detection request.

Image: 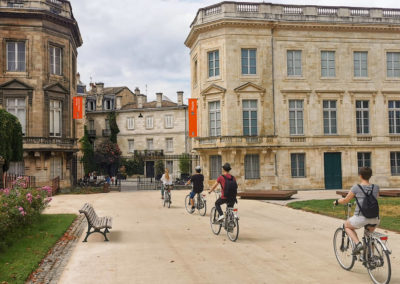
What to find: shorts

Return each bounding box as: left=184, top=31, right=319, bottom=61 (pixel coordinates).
left=189, top=191, right=196, bottom=199
left=349, top=215, right=380, bottom=229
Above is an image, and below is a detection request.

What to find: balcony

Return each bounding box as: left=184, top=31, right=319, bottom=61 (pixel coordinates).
left=23, top=137, right=77, bottom=152
left=134, top=150, right=164, bottom=157
left=87, top=129, right=96, bottom=138
left=0, top=0, right=73, bottom=19
left=195, top=136, right=276, bottom=149
left=190, top=2, right=400, bottom=28
left=102, top=129, right=111, bottom=137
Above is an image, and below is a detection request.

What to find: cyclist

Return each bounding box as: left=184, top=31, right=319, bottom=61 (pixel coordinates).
left=333, top=167, right=380, bottom=255
left=186, top=166, right=204, bottom=213
left=208, top=163, right=237, bottom=222
left=160, top=169, right=173, bottom=200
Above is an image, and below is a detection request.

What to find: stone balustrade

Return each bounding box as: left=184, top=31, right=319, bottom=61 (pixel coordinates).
left=0, top=0, right=73, bottom=19
left=191, top=2, right=400, bottom=27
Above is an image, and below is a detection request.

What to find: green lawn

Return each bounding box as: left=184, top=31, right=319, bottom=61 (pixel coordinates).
left=0, top=214, right=76, bottom=284
left=288, top=198, right=400, bottom=232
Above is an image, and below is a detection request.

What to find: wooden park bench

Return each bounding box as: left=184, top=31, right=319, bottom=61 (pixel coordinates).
left=79, top=203, right=112, bottom=242
left=238, top=190, right=298, bottom=200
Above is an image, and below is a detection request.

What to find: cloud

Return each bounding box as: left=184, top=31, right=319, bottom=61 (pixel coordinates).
left=69, top=0, right=400, bottom=102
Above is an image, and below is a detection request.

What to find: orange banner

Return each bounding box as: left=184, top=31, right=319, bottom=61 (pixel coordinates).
left=188, top=98, right=197, bottom=138
left=73, top=96, right=83, bottom=119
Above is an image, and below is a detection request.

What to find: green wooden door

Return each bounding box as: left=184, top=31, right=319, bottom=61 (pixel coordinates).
left=324, top=153, right=342, bottom=189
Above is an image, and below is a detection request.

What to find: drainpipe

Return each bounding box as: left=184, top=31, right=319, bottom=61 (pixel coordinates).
left=271, top=26, right=276, bottom=136
left=185, top=107, right=188, bottom=153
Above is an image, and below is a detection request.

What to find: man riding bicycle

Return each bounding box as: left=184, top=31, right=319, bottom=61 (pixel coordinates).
left=208, top=163, right=237, bottom=222
left=186, top=166, right=204, bottom=213
left=333, top=167, right=380, bottom=255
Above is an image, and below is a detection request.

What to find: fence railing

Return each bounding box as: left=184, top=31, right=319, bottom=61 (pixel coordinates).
left=23, top=137, right=77, bottom=147
left=2, top=174, right=36, bottom=189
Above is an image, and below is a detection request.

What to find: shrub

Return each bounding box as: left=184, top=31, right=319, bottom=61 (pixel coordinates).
left=94, top=141, right=122, bottom=176
left=121, top=155, right=144, bottom=176
left=0, top=179, right=52, bottom=251
left=179, top=154, right=191, bottom=175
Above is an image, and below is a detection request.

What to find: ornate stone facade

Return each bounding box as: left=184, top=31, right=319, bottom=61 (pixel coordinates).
left=0, top=0, right=82, bottom=186
left=185, top=2, right=400, bottom=190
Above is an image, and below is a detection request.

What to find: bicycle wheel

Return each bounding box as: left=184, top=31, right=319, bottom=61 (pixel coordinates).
left=210, top=207, right=222, bottom=235
left=198, top=197, right=207, bottom=216
left=367, top=239, right=391, bottom=284
left=333, top=227, right=355, bottom=270
left=226, top=215, right=239, bottom=242
left=168, top=193, right=171, bottom=208
left=185, top=195, right=193, bottom=213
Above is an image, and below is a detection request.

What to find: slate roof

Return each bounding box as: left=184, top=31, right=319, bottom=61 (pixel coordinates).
left=121, top=100, right=179, bottom=110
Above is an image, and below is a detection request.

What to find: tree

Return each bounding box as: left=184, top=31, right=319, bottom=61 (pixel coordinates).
left=94, top=141, right=121, bottom=176
left=79, top=126, right=96, bottom=175
left=0, top=109, right=23, bottom=173
left=155, top=160, right=165, bottom=179
left=108, top=111, right=120, bottom=144
left=179, top=154, right=191, bottom=176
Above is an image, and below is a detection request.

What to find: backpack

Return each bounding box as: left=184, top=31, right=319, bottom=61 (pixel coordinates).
left=222, top=175, right=238, bottom=200
left=355, top=184, right=379, bottom=218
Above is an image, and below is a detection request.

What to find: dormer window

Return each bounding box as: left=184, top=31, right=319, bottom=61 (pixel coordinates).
left=87, top=100, right=96, bottom=111
left=103, top=98, right=114, bottom=110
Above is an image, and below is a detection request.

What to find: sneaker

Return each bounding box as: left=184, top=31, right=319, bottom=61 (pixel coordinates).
left=353, top=242, right=363, bottom=255
left=217, top=215, right=225, bottom=222
left=190, top=207, right=195, bottom=213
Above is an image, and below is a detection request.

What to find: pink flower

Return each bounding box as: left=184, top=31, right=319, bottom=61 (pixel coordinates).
left=18, top=206, right=24, bottom=212
left=46, top=197, right=52, bottom=203
left=26, top=193, right=33, bottom=203
left=2, top=188, right=10, bottom=196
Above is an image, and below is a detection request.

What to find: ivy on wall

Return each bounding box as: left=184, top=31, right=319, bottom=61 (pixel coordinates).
left=108, top=111, right=120, bottom=144
left=79, top=126, right=96, bottom=175
left=0, top=109, right=23, bottom=172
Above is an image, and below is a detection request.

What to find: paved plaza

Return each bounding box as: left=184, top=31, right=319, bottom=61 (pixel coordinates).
left=44, top=190, right=400, bottom=284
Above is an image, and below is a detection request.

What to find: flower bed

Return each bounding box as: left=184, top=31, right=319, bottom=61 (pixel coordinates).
left=0, top=177, right=52, bottom=251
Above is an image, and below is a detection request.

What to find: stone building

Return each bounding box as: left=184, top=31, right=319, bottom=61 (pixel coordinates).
left=84, top=82, right=135, bottom=147
left=0, top=0, right=82, bottom=186
left=85, top=85, right=190, bottom=178
left=185, top=2, right=400, bottom=190
left=118, top=89, right=190, bottom=178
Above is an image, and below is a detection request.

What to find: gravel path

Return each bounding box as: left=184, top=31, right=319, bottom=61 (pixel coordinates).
left=43, top=191, right=399, bottom=284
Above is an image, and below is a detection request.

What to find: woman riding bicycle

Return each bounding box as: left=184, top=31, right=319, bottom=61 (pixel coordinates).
left=160, top=169, right=173, bottom=200
left=334, top=167, right=380, bottom=255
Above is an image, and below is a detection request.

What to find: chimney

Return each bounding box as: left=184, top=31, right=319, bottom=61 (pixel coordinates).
left=156, top=93, right=163, bottom=108
left=90, top=83, right=96, bottom=92
left=134, top=87, right=140, bottom=96
left=76, top=72, right=81, bottom=83
left=137, top=95, right=143, bottom=109
left=177, top=91, right=184, bottom=106
left=95, top=82, right=104, bottom=93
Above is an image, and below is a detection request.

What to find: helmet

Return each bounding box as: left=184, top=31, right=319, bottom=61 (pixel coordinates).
left=195, top=166, right=202, bottom=171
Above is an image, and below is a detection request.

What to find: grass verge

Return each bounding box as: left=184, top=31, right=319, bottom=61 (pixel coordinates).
left=0, top=214, right=76, bottom=284
left=287, top=197, right=400, bottom=232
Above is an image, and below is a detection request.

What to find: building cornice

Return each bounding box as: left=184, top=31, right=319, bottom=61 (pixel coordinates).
left=186, top=18, right=400, bottom=48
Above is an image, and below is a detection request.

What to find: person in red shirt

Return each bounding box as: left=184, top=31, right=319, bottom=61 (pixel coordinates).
left=208, top=163, right=237, bottom=222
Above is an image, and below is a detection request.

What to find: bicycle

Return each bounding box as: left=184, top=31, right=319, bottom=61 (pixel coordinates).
left=209, top=192, right=239, bottom=242
left=163, top=184, right=173, bottom=208
left=333, top=202, right=392, bottom=284
left=185, top=191, right=207, bottom=216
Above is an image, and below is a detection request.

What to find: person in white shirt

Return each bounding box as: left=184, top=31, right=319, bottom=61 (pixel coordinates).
left=160, top=169, right=173, bottom=199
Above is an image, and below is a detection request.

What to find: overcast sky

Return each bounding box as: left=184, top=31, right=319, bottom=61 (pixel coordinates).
left=69, top=0, right=400, bottom=102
